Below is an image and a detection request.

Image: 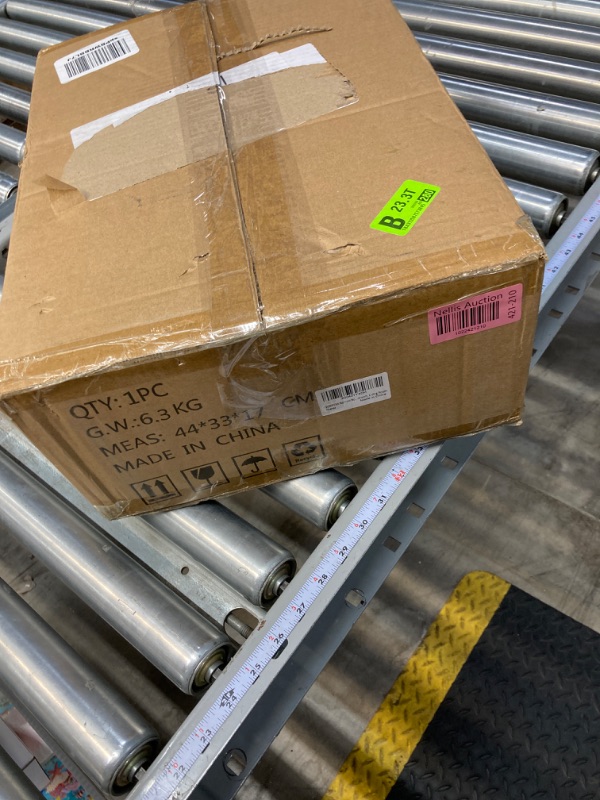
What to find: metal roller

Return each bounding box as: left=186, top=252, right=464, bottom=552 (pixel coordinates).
left=0, top=743, right=41, bottom=800
left=148, top=502, right=295, bottom=608
left=51, top=0, right=183, bottom=16
left=261, top=470, right=358, bottom=531
left=440, top=74, right=600, bottom=152
left=396, top=0, right=600, bottom=63
left=425, top=0, right=600, bottom=28
left=505, top=177, right=568, bottom=237
left=0, top=18, right=67, bottom=53
left=470, top=122, right=600, bottom=195
left=0, top=124, right=24, bottom=165
left=0, top=450, right=231, bottom=693
left=415, top=32, right=600, bottom=104
left=0, top=171, right=17, bottom=202
left=0, top=47, right=35, bottom=86
left=0, top=579, right=158, bottom=795
left=0, top=191, right=15, bottom=253
left=0, top=83, right=29, bottom=124
left=5, top=0, right=124, bottom=33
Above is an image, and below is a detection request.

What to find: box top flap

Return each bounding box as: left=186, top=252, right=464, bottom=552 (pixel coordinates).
left=0, top=0, right=543, bottom=398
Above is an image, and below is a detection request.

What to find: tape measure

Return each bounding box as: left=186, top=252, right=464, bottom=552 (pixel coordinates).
left=542, top=195, right=600, bottom=292
left=140, top=446, right=426, bottom=799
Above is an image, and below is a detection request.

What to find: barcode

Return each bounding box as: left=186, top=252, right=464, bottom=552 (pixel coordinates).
left=65, top=39, right=131, bottom=79
left=316, top=372, right=391, bottom=416
left=321, top=375, right=384, bottom=403
left=55, top=31, right=139, bottom=84
left=435, top=301, right=500, bottom=337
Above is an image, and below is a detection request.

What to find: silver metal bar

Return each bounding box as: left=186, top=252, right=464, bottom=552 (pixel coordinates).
left=127, top=178, right=600, bottom=800
left=396, top=0, right=600, bottom=62
left=0, top=449, right=232, bottom=694
left=52, top=0, right=183, bottom=16
left=0, top=82, right=29, bottom=123
left=0, top=171, right=17, bottom=202
left=0, top=579, right=158, bottom=795
left=505, top=177, right=568, bottom=237
left=0, top=18, right=67, bottom=53
left=0, top=744, right=40, bottom=800
left=440, top=74, right=600, bottom=151
left=0, top=47, right=35, bottom=87
left=0, top=124, right=24, bottom=165
left=0, top=191, right=15, bottom=252
left=261, top=470, right=358, bottom=531
left=424, top=0, right=600, bottom=28
left=5, top=0, right=124, bottom=34
left=470, top=121, right=600, bottom=195
left=147, top=503, right=296, bottom=607
left=0, top=416, right=265, bottom=633
left=416, top=32, right=600, bottom=103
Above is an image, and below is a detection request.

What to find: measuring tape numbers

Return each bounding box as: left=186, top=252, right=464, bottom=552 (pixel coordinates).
left=542, top=195, right=600, bottom=293
left=141, top=446, right=426, bottom=799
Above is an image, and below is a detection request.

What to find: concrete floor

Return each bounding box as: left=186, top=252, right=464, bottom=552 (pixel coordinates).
left=0, top=275, right=597, bottom=799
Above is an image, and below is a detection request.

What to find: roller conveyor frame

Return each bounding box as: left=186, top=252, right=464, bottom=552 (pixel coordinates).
left=1, top=176, right=598, bottom=798
left=0, top=0, right=599, bottom=796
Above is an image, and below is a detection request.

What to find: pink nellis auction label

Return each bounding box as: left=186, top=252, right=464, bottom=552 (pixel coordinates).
left=428, top=283, right=523, bottom=344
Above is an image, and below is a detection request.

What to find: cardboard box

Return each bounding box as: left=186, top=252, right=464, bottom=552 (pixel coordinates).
left=0, top=0, right=545, bottom=518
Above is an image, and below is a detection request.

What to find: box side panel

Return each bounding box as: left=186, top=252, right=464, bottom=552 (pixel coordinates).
left=2, top=259, right=542, bottom=518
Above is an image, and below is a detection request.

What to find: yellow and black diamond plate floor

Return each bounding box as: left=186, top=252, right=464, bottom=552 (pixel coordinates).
left=325, top=572, right=600, bottom=800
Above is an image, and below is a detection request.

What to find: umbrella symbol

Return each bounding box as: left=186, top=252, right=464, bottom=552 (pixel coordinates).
left=190, top=465, right=215, bottom=483
left=241, top=455, right=268, bottom=473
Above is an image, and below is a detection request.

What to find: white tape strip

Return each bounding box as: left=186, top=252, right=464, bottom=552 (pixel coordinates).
left=220, top=43, right=326, bottom=84
left=70, top=72, right=219, bottom=149
left=70, top=44, right=326, bottom=150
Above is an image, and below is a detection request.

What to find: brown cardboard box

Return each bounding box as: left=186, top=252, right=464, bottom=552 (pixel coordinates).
left=0, top=0, right=545, bottom=518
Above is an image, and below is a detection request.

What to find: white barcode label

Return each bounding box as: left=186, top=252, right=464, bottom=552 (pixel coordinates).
left=316, top=372, right=391, bottom=416
left=55, top=30, right=139, bottom=84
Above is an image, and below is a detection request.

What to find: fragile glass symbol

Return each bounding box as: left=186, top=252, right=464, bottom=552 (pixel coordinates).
left=190, top=465, right=215, bottom=483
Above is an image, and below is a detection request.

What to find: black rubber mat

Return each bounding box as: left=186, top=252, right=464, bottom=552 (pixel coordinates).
left=388, top=586, right=600, bottom=800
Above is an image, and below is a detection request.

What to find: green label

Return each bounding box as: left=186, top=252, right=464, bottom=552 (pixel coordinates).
left=370, top=180, right=440, bottom=237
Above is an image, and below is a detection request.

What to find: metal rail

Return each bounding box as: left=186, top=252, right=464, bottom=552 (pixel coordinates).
left=426, top=0, right=600, bottom=28
left=505, top=178, right=568, bottom=237
left=440, top=74, right=600, bottom=151
left=4, top=0, right=124, bottom=34
left=416, top=31, right=600, bottom=102
left=396, top=0, right=600, bottom=62
left=471, top=121, right=600, bottom=194
left=0, top=578, right=158, bottom=795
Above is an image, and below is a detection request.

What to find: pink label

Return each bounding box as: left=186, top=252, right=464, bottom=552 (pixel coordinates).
left=428, top=283, right=523, bottom=344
